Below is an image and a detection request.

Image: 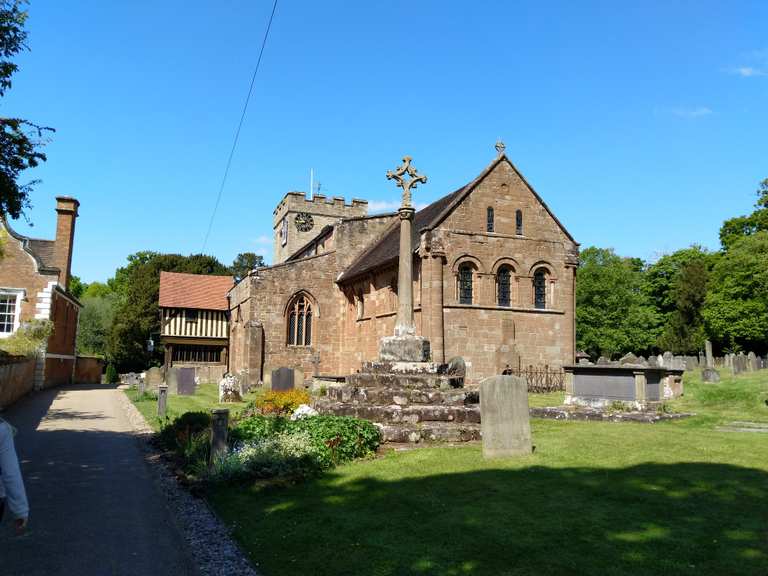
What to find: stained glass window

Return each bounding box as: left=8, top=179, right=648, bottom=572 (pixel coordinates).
left=498, top=267, right=511, bottom=307
left=534, top=269, right=547, bottom=309
left=487, top=207, right=494, bottom=232
left=459, top=264, right=473, bottom=305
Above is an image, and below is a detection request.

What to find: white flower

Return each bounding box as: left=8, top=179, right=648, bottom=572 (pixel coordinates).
left=290, top=404, right=318, bottom=421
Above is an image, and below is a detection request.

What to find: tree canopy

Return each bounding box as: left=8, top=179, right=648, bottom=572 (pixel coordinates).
left=0, top=0, right=53, bottom=219
left=231, top=252, right=265, bottom=281
left=576, top=247, right=661, bottom=359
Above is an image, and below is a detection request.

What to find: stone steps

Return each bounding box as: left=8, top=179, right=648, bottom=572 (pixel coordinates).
left=346, top=372, right=457, bottom=390
left=377, top=422, right=481, bottom=443
left=325, top=384, right=477, bottom=407
left=318, top=401, right=481, bottom=425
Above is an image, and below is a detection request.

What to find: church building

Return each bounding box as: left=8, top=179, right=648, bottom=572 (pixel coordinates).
left=228, top=147, right=579, bottom=386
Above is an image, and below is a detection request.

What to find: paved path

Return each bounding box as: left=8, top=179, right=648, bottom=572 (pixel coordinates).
left=0, top=384, right=196, bottom=576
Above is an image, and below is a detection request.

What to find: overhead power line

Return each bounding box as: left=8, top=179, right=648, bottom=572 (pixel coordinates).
left=201, top=0, right=279, bottom=252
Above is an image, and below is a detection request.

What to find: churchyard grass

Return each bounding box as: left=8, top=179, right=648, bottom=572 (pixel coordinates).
left=206, top=369, right=768, bottom=576
left=125, top=383, right=261, bottom=431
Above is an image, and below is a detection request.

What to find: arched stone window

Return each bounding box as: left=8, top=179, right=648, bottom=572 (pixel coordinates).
left=516, top=209, right=523, bottom=235
left=458, top=264, right=474, bottom=305
left=486, top=207, right=494, bottom=232
left=497, top=266, right=512, bottom=307
left=533, top=268, right=547, bottom=309
left=287, top=294, right=313, bottom=346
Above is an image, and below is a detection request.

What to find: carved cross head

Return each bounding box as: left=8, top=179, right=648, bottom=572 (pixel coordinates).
left=386, top=155, right=427, bottom=208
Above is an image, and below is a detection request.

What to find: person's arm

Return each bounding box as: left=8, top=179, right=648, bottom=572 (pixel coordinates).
left=0, top=421, right=29, bottom=527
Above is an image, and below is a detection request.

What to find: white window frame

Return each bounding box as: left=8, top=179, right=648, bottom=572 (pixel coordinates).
left=0, top=288, right=24, bottom=338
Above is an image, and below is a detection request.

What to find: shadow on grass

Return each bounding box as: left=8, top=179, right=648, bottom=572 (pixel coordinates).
left=211, top=462, right=768, bottom=576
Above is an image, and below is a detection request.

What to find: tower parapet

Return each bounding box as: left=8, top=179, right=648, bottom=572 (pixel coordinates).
left=273, top=191, right=368, bottom=264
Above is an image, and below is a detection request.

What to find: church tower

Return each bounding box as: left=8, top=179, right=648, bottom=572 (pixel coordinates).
left=272, top=192, right=367, bottom=264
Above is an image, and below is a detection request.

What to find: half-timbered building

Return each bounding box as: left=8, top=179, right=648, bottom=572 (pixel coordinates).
left=158, top=272, right=233, bottom=373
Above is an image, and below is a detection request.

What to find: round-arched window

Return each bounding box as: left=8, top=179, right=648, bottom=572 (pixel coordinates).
left=458, top=264, right=474, bottom=305
left=497, top=266, right=512, bottom=307
left=533, top=269, right=547, bottom=309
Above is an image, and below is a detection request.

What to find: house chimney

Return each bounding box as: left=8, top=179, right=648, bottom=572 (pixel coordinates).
left=53, top=196, right=79, bottom=291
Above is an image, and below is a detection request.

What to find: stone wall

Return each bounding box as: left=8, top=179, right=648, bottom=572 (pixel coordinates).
left=74, top=356, right=104, bottom=384
left=0, top=356, right=35, bottom=409
left=230, top=252, right=342, bottom=385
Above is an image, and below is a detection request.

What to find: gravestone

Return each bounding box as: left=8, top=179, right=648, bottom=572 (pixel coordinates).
left=480, top=375, right=532, bottom=458
left=145, top=367, right=164, bottom=390
left=176, top=367, right=196, bottom=395
left=705, top=341, right=714, bottom=369
left=662, top=351, right=673, bottom=368
left=596, top=356, right=610, bottom=365
left=210, top=409, right=229, bottom=465
left=747, top=352, right=758, bottom=372
left=271, top=367, right=295, bottom=391
left=157, top=384, right=168, bottom=419
left=619, top=352, right=639, bottom=365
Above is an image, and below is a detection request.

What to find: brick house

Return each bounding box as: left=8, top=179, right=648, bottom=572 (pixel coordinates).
left=159, top=271, right=233, bottom=379
left=0, top=197, right=82, bottom=388
left=229, top=149, right=579, bottom=386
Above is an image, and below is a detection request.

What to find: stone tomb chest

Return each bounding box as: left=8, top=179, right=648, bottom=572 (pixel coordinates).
left=564, top=364, right=684, bottom=410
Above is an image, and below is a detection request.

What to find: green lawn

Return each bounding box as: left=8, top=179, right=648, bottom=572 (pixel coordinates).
left=125, top=382, right=261, bottom=430
left=203, top=369, right=768, bottom=576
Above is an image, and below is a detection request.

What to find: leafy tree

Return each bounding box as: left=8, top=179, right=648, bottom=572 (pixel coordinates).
left=702, top=231, right=768, bottom=353
left=107, top=252, right=230, bottom=371
left=0, top=0, right=54, bottom=219
left=77, top=294, right=116, bottom=357
left=576, top=247, right=661, bottom=359
left=644, top=246, right=712, bottom=354
left=719, top=179, right=768, bottom=251
left=231, top=252, right=264, bottom=281
left=82, top=281, right=112, bottom=298
left=68, top=275, right=85, bottom=299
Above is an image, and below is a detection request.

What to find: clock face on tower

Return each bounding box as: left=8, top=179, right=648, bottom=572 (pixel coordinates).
left=294, top=212, right=314, bottom=232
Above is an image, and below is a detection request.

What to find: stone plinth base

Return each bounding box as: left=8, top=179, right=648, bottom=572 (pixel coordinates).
left=379, top=335, right=431, bottom=362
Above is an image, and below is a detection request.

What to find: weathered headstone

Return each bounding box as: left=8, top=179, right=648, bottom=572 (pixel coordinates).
left=218, top=374, right=242, bottom=403
left=596, top=356, right=610, bottom=365
left=705, top=341, right=714, bottom=369
left=619, top=352, right=639, bottom=365
left=447, top=356, right=466, bottom=387
left=137, top=376, right=146, bottom=396
left=145, top=367, right=164, bottom=390
left=748, top=351, right=759, bottom=372
left=480, top=375, right=532, bottom=458
left=210, top=409, right=229, bottom=465
left=271, top=367, right=295, bottom=391
left=662, top=351, right=673, bottom=368
left=176, top=367, right=196, bottom=395
left=702, top=367, right=720, bottom=383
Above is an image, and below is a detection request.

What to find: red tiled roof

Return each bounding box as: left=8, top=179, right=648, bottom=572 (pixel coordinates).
left=158, top=272, right=233, bottom=311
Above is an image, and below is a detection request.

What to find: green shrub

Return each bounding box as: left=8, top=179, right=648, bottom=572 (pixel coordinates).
left=0, top=319, right=53, bottom=357
left=158, top=411, right=212, bottom=468
left=287, top=415, right=381, bottom=468
left=211, top=430, right=322, bottom=482
left=105, top=364, right=119, bottom=384
left=231, top=414, right=289, bottom=443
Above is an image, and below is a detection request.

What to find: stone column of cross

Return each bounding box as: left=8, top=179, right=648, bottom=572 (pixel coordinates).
left=386, top=156, right=428, bottom=337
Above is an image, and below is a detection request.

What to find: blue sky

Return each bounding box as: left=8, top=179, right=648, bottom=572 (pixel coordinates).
left=5, top=0, right=767, bottom=282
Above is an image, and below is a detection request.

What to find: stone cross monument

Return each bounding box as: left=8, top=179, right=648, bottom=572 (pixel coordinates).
left=379, top=156, right=432, bottom=362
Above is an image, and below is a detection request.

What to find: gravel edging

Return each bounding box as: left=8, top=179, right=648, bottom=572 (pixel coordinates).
left=115, top=387, right=260, bottom=576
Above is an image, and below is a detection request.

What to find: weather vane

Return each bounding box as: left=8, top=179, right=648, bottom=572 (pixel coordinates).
left=386, top=156, right=427, bottom=208
left=495, top=139, right=506, bottom=156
